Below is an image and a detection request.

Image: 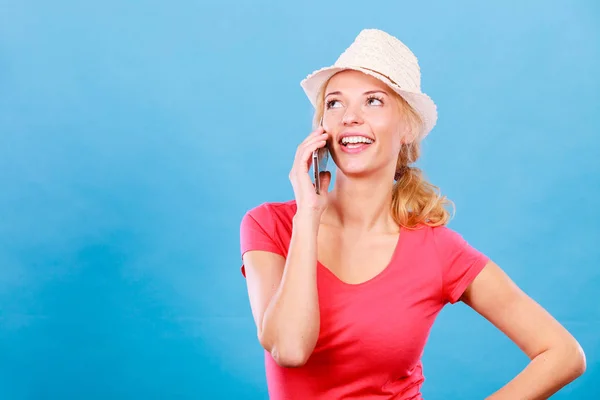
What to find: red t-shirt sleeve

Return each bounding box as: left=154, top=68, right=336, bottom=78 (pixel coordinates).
left=433, top=225, right=490, bottom=304
left=239, top=204, right=286, bottom=277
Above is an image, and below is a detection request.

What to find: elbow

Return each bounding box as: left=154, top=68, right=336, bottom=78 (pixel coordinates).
left=270, top=345, right=311, bottom=368
left=258, top=331, right=311, bottom=368
left=569, top=342, right=587, bottom=378
left=557, top=339, right=587, bottom=380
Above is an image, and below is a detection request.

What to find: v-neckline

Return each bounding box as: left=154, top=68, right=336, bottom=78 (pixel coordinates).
left=316, top=226, right=405, bottom=288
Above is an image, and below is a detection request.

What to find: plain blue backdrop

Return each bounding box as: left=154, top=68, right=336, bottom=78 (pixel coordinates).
left=1, top=0, right=598, bottom=398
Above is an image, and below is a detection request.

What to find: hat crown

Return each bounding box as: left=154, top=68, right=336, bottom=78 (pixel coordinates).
left=300, top=28, right=438, bottom=138
left=334, top=29, right=422, bottom=92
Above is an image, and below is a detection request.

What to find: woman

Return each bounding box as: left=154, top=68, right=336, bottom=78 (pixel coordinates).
left=239, top=29, right=585, bottom=399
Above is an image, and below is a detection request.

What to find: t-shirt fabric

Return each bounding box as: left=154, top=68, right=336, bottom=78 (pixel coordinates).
left=239, top=200, right=490, bottom=400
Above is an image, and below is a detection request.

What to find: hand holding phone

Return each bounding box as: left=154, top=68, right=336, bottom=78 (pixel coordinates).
left=289, top=124, right=331, bottom=216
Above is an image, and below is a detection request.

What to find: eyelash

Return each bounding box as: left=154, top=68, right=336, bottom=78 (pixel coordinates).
left=325, top=95, right=384, bottom=109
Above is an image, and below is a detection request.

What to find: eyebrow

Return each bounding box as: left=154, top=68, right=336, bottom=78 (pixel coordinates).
left=325, top=90, right=389, bottom=98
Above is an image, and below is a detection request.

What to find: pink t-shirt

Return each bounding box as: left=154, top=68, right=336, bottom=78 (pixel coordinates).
left=239, top=200, right=489, bottom=400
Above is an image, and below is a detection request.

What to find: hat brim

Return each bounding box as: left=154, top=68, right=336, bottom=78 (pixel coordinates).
left=300, top=66, right=438, bottom=138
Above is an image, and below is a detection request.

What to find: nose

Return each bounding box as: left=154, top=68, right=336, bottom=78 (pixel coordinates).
left=341, top=103, right=364, bottom=126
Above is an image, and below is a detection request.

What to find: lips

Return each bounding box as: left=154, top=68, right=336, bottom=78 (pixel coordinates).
left=339, top=142, right=371, bottom=154
left=337, top=132, right=375, bottom=145
left=332, top=132, right=375, bottom=155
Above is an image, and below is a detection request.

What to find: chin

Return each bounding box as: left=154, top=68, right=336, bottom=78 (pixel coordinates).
left=337, top=166, right=374, bottom=179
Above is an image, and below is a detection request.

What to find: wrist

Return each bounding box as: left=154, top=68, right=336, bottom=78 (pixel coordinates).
left=293, top=209, right=321, bottom=231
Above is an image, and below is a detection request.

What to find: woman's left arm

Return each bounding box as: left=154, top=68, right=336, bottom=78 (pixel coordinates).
left=460, top=260, right=586, bottom=400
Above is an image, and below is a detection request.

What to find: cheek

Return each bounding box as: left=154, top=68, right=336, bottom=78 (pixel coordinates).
left=374, top=127, right=402, bottom=162
left=322, top=110, right=343, bottom=129
left=369, top=115, right=404, bottom=160
left=371, top=115, right=402, bottom=145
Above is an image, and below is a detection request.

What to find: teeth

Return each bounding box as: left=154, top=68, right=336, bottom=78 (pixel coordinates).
left=341, top=136, right=374, bottom=145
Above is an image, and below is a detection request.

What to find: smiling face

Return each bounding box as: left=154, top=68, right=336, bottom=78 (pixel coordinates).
left=320, top=69, right=411, bottom=180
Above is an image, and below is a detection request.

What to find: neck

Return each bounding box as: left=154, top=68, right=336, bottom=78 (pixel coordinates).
left=324, top=171, right=398, bottom=234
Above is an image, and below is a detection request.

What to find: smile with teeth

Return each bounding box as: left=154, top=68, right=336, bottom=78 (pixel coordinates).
left=340, top=136, right=374, bottom=147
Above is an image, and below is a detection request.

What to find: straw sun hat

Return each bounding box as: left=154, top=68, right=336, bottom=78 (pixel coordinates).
left=300, top=28, right=438, bottom=139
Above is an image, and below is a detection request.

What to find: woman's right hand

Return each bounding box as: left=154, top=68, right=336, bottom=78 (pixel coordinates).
left=289, top=126, right=332, bottom=216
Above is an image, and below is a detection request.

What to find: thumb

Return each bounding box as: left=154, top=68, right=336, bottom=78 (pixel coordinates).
left=319, top=171, right=332, bottom=193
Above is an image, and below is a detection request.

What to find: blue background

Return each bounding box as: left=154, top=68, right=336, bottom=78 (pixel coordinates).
left=1, top=0, right=598, bottom=398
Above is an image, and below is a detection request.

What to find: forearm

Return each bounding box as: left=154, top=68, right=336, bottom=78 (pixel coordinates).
left=486, top=344, right=586, bottom=400
left=260, top=212, right=321, bottom=366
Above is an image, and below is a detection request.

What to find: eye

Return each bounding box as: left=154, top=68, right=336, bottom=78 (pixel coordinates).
left=367, top=96, right=384, bottom=106
left=326, top=99, right=342, bottom=109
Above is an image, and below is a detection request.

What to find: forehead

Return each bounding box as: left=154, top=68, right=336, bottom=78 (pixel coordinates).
left=325, top=69, right=392, bottom=94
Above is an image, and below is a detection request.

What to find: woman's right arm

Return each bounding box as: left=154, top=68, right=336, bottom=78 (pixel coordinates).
left=243, top=127, right=331, bottom=368
left=244, top=211, right=320, bottom=368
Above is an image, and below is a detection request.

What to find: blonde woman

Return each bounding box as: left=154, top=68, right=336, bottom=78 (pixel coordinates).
left=239, top=29, right=585, bottom=400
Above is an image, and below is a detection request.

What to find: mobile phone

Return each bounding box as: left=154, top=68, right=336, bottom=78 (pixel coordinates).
left=313, top=146, right=329, bottom=194
left=312, top=117, right=329, bottom=194
left=312, top=146, right=329, bottom=194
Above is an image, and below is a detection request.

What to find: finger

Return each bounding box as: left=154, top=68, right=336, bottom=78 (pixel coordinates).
left=297, top=133, right=327, bottom=155
left=319, top=171, right=332, bottom=193
left=291, top=139, right=326, bottom=176
left=299, top=126, right=325, bottom=146
left=300, top=139, right=327, bottom=170
left=294, top=134, right=327, bottom=165
left=292, top=132, right=328, bottom=177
